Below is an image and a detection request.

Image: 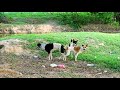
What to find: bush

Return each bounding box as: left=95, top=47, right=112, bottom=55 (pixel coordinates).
left=56, top=12, right=115, bottom=29
left=0, top=12, right=9, bottom=23
left=58, top=12, right=92, bottom=29
left=91, top=12, right=114, bottom=24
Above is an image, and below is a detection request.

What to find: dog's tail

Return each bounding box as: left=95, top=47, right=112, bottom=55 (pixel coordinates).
left=61, top=45, right=66, bottom=53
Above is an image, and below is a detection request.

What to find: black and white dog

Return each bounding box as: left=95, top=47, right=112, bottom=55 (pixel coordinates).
left=63, top=39, right=79, bottom=61
left=69, top=39, right=78, bottom=47
left=37, top=43, right=66, bottom=60
left=37, top=39, right=79, bottom=61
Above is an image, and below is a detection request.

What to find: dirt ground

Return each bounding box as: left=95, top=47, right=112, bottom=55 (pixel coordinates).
left=0, top=53, right=120, bottom=78
left=1, top=23, right=120, bottom=34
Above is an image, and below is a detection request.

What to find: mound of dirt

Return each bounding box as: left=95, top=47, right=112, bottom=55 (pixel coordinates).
left=0, top=63, right=22, bottom=78
left=80, top=24, right=120, bottom=32
left=0, top=23, right=72, bottom=34
left=0, top=39, right=30, bottom=55
left=1, top=23, right=120, bottom=34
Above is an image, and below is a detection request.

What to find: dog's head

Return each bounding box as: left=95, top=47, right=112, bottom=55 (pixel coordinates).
left=81, top=44, right=88, bottom=51
left=70, top=39, right=78, bottom=46
left=37, top=43, right=41, bottom=48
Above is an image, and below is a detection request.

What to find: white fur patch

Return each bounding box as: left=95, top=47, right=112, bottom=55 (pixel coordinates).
left=53, top=43, right=61, bottom=51
left=40, top=43, right=46, bottom=50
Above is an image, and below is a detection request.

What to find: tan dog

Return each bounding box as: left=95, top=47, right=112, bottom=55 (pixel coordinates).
left=65, top=44, right=88, bottom=61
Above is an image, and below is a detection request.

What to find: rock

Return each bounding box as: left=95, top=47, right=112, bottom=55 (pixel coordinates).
left=87, top=64, right=95, bottom=67
left=50, top=64, right=58, bottom=68
left=33, top=55, right=41, bottom=60
left=104, top=70, right=107, bottom=73
left=41, top=65, right=45, bottom=68
left=33, top=55, right=38, bottom=59
left=97, top=72, right=102, bottom=75
left=99, top=43, right=104, bottom=46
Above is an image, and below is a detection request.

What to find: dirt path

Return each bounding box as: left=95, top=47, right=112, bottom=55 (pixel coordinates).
left=0, top=53, right=120, bottom=78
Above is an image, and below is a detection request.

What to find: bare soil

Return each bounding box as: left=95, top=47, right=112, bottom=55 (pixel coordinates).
left=1, top=23, right=120, bottom=34
left=0, top=53, right=120, bottom=78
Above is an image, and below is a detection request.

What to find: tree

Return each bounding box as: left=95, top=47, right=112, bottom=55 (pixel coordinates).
left=114, top=12, right=120, bottom=24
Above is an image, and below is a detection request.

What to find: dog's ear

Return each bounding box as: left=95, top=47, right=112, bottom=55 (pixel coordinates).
left=82, top=45, right=84, bottom=46
left=76, top=39, right=78, bottom=41
left=86, top=44, right=88, bottom=47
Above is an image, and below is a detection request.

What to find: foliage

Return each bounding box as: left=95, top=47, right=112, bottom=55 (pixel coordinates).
left=3, top=12, right=118, bottom=29
left=0, top=12, right=12, bottom=23
left=91, top=12, right=114, bottom=24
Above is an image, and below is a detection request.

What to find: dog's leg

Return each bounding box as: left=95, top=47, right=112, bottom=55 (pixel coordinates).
left=63, top=54, right=66, bottom=61
left=51, top=52, right=53, bottom=60
left=75, top=53, right=79, bottom=61
left=50, top=51, right=53, bottom=60
left=48, top=53, right=51, bottom=60
left=71, top=51, right=74, bottom=58
left=59, top=53, right=63, bottom=60
left=47, top=50, right=51, bottom=60
left=61, top=53, right=66, bottom=61
left=64, top=50, right=71, bottom=61
left=65, top=50, right=71, bottom=57
left=59, top=54, right=62, bottom=60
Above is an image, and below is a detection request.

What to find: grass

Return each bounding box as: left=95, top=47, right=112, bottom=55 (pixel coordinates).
left=3, top=12, right=64, bottom=25
left=0, top=32, right=120, bottom=71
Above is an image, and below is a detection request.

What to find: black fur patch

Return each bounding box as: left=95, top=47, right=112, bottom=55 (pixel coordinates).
left=45, top=43, right=53, bottom=54
left=61, top=45, right=65, bottom=53
left=0, top=45, right=4, bottom=49
left=37, top=43, right=41, bottom=47
left=69, top=43, right=70, bottom=46
left=73, top=40, right=77, bottom=45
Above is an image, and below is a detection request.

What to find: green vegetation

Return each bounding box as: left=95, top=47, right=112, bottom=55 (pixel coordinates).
left=0, top=12, right=119, bottom=29
left=0, top=32, right=120, bottom=71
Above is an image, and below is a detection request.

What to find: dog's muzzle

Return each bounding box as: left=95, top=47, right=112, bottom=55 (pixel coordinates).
left=83, top=49, right=86, bottom=50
